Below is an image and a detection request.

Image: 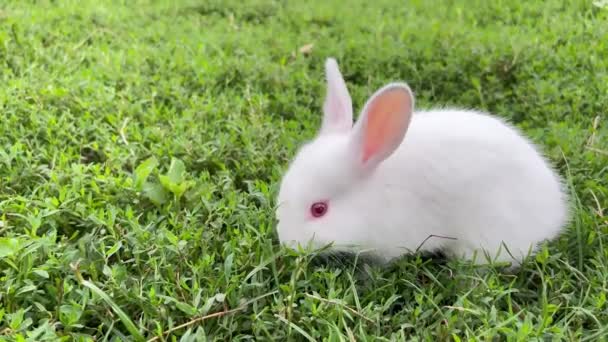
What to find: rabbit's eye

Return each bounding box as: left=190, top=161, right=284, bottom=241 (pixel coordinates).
left=310, top=202, right=328, bottom=218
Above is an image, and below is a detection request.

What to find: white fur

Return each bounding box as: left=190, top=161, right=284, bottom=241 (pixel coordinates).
left=275, top=58, right=569, bottom=266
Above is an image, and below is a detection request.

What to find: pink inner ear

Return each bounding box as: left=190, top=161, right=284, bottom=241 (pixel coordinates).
left=326, top=94, right=346, bottom=124
left=362, top=89, right=412, bottom=163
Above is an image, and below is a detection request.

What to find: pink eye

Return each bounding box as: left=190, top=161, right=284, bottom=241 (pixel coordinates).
left=310, top=202, right=328, bottom=218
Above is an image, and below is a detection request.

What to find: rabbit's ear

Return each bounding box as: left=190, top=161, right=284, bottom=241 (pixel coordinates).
left=349, top=83, right=414, bottom=171
left=320, top=58, right=353, bottom=135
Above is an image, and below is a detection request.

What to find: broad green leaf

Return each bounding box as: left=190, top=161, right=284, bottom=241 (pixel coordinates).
left=159, top=174, right=178, bottom=194
left=134, top=156, right=158, bottom=190
left=17, top=284, right=37, bottom=295
left=59, top=304, right=83, bottom=326
left=159, top=158, right=194, bottom=198
left=0, top=238, right=22, bottom=258
left=33, top=270, right=49, bottom=279
left=166, top=157, right=187, bottom=185
left=175, top=301, right=197, bottom=316
left=164, top=229, right=179, bottom=245
left=162, top=179, right=195, bottom=199
left=106, top=241, right=122, bottom=258
left=224, top=253, right=234, bottom=281
left=143, top=182, right=168, bottom=206
left=179, top=328, right=193, bottom=342
left=9, top=309, right=24, bottom=330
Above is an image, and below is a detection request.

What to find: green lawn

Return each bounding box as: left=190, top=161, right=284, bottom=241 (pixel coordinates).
left=1, top=0, right=607, bottom=340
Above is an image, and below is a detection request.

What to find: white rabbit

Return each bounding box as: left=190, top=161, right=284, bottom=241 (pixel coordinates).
left=275, top=58, right=569, bottom=267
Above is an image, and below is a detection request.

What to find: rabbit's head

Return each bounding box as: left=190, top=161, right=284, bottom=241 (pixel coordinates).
left=275, top=58, right=414, bottom=253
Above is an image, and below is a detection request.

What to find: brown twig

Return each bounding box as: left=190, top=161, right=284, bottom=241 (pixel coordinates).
left=146, top=306, right=245, bottom=342
left=147, top=290, right=278, bottom=341
left=415, top=234, right=457, bottom=253
left=303, top=293, right=374, bottom=323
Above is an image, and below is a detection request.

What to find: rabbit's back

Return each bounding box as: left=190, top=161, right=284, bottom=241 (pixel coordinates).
left=369, top=109, right=569, bottom=263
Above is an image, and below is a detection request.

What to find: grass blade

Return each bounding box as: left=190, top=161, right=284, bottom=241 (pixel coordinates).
left=81, top=279, right=145, bottom=341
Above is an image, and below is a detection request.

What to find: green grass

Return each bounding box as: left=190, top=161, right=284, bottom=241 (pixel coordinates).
left=0, top=0, right=607, bottom=340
